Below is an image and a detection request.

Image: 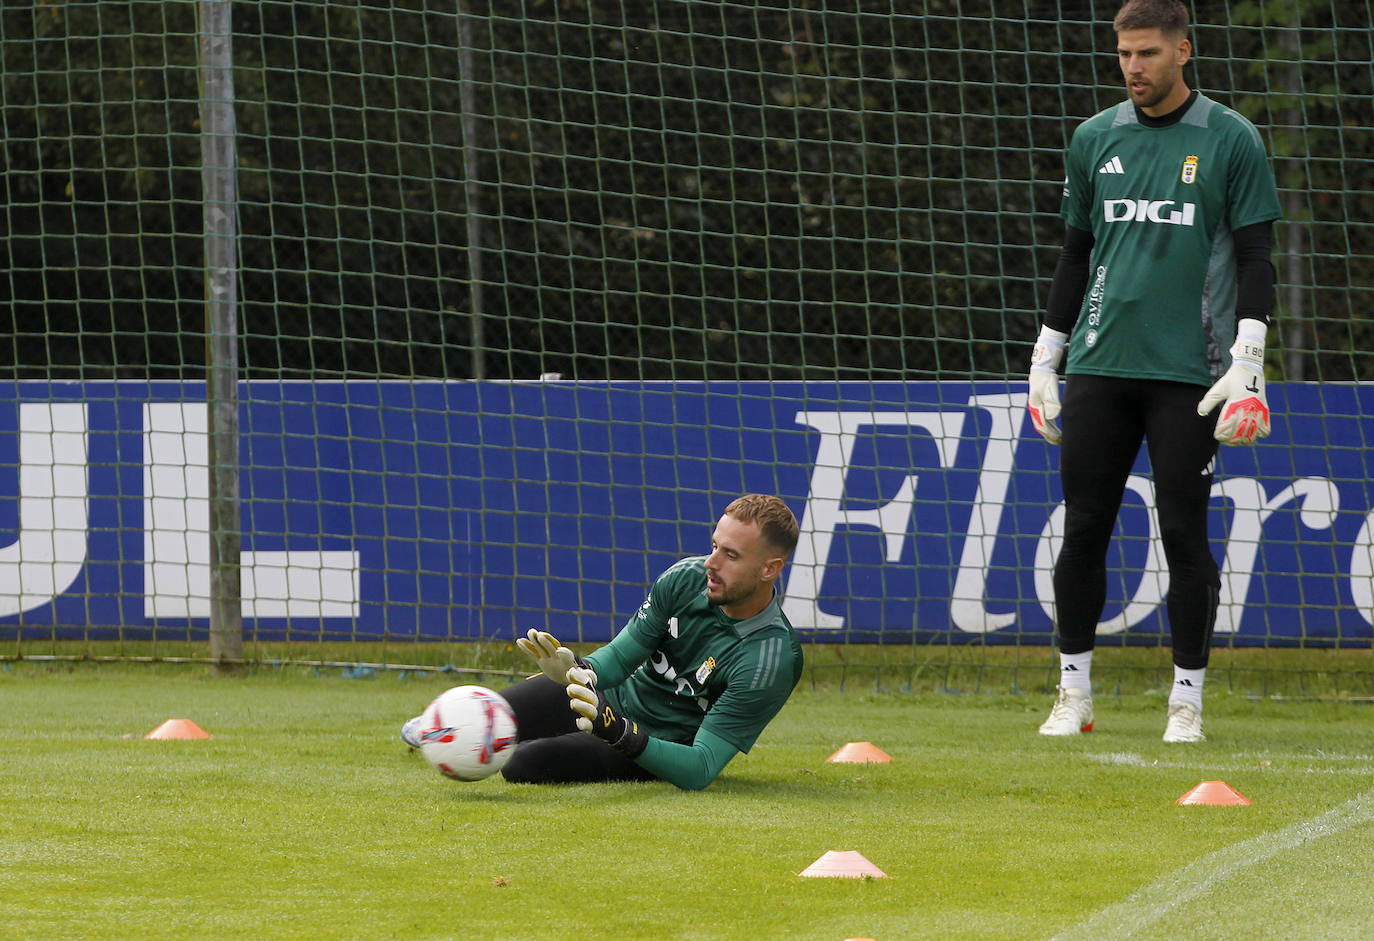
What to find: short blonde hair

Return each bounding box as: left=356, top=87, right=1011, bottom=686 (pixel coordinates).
left=723, top=494, right=799, bottom=558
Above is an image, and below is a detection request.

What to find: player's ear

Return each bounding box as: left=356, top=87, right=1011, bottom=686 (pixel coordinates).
left=1176, top=36, right=1192, bottom=66
left=760, top=556, right=784, bottom=583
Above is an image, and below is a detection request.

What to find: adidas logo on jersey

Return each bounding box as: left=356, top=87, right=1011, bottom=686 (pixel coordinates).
left=1097, top=156, right=1125, bottom=174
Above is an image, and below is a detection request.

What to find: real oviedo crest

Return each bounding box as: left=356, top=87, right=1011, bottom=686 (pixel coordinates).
left=1181, top=155, right=1199, bottom=184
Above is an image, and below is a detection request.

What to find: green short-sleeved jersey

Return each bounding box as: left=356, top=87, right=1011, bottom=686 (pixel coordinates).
left=1060, top=94, right=1282, bottom=386
left=593, top=556, right=803, bottom=755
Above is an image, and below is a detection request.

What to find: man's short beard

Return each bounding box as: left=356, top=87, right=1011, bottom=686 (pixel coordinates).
left=707, top=587, right=739, bottom=608
left=1130, top=77, right=1174, bottom=110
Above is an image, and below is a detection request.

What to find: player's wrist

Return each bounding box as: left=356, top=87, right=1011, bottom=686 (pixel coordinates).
left=1230, top=337, right=1265, bottom=368
left=1031, top=325, right=1069, bottom=373
left=608, top=717, right=648, bottom=759
left=1231, top=318, right=1267, bottom=368
left=569, top=680, right=646, bottom=757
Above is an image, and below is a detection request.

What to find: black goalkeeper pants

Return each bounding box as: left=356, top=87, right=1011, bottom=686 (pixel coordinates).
left=1053, top=374, right=1221, bottom=670
left=496, top=675, right=656, bottom=784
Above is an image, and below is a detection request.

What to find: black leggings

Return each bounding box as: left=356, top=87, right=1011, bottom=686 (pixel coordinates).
left=1053, top=374, right=1221, bottom=670
left=496, top=675, right=656, bottom=784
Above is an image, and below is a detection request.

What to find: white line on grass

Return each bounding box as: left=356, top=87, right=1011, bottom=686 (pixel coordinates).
left=1048, top=785, right=1374, bottom=941
left=1084, top=752, right=1374, bottom=777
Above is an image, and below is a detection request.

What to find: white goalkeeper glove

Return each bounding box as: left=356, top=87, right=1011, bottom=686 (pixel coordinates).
left=1027, top=325, right=1068, bottom=445
left=567, top=666, right=647, bottom=758
left=1197, top=318, right=1270, bottom=446
left=515, top=628, right=596, bottom=687
left=567, top=664, right=599, bottom=733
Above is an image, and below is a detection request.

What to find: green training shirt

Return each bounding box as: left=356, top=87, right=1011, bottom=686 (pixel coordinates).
left=585, top=555, right=803, bottom=755
left=1060, top=93, right=1282, bottom=386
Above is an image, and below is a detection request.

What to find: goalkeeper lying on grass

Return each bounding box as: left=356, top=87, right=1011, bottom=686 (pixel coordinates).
left=455, top=494, right=801, bottom=791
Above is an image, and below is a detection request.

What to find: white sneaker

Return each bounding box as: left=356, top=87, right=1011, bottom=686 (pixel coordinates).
left=400, top=714, right=425, bottom=749
left=1163, top=701, right=1205, bottom=742
left=1039, top=686, right=1094, bottom=735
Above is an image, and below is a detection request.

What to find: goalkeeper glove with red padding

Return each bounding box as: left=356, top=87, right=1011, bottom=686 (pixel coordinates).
left=1027, top=325, right=1068, bottom=445
left=567, top=667, right=648, bottom=759
left=1197, top=318, right=1270, bottom=446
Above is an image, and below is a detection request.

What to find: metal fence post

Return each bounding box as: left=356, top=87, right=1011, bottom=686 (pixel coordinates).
left=200, top=0, right=242, bottom=666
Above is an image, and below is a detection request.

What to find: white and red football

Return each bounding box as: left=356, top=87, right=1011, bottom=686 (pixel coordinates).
left=417, top=685, right=518, bottom=782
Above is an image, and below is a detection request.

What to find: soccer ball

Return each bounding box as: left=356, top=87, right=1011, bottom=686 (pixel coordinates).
left=416, top=685, right=518, bottom=781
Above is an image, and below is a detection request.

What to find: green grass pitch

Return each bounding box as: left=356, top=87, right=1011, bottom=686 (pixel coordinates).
left=3, top=659, right=1372, bottom=940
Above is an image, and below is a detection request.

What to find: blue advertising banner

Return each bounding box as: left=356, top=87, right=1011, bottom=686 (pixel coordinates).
left=1, top=381, right=1371, bottom=646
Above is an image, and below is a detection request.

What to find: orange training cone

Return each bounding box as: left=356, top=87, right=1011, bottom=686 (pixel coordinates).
left=799, top=850, right=887, bottom=879
left=145, top=719, right=212, bottom=740
left=1176, top=780, right=1250, bottom=806
left=826, top=742, right=892, bottom=764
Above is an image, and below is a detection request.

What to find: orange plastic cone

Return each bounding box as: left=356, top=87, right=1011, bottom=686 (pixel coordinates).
left=826, top=742, right=892, bottom=764
left=1176, top=780, right=1250, bottom=806
left=799, top=850, right=887, bottom=879
left=145, top=719, right=212, bottom=740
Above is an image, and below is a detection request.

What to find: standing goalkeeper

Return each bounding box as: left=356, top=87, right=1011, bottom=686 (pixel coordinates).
left=1027, top=0, right=1281, bottom=742
left=405, top=494, right=802, bottom=790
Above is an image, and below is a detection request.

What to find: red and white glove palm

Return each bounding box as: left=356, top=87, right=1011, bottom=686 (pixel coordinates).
left=1197, top=319, right=1270, bottom=446
left=1027, top=326, right=1068, bottom=445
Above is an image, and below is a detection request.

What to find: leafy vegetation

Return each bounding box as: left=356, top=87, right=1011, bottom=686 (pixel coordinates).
left=2, top=2, right=1368, bottom=381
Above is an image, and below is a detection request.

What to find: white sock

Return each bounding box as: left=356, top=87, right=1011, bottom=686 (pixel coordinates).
left=1059, top=651, right=1093, bottom=694
left=1170, top=666, right=1205, bottom=710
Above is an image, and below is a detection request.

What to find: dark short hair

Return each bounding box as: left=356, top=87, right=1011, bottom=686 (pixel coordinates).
left=723, top=494, right=799, bottom=558
left=1114, top=0, right=1189, bottom=37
